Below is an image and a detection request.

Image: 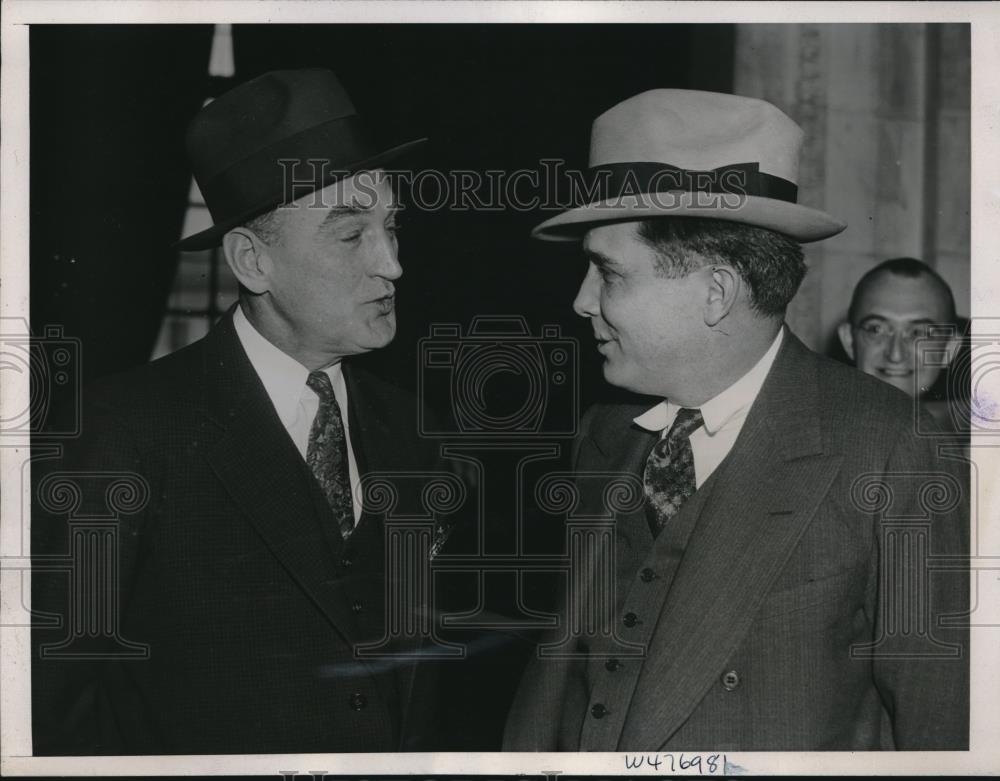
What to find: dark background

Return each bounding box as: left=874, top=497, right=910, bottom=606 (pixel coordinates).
left=30, top=23, right=735, bottom=405
left=29, top=23, right=736, bottom=750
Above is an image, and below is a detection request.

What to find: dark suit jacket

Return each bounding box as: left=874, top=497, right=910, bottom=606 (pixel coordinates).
left=504, top=330, right=969, bottom=751
left=32, top=313, right=451, bottom=755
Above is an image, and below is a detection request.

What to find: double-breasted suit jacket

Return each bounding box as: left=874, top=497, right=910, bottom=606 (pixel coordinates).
left=32, top=312, right=451, bottom=754
left=504, top=331, right=968, bottom=751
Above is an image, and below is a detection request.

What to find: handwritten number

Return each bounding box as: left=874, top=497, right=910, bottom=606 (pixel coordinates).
left=624, top=751, right=726, bottom=774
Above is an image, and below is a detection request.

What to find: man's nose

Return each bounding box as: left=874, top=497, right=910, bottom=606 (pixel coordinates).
left=572, top=264, right=600, bottom=318
left=373, top=228, right=403, bottom=280
left=886, top=329, right=906, bottom=362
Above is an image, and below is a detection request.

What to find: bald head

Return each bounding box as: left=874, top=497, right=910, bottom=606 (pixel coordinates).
left=848, top=258, right=956, bottom=325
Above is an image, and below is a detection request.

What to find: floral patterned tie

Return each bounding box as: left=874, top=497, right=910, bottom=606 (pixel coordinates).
left=306, top=370, right=355, bottom=540
left=643, top=407, right=704, bottom=537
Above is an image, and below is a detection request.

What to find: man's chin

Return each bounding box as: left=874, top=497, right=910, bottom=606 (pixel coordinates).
left=342, top=321, right=396, bottom=356
left=879, top=373, right=917, bottom=397
left=367, top=317, right=397, bottom=349
left=601, top=359, right=641, bottom=394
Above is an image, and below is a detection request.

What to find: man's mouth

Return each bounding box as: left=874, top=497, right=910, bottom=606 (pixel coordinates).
left=879, top=367, right=912, bottom=377
left=371, top=294, right=395, bottom=314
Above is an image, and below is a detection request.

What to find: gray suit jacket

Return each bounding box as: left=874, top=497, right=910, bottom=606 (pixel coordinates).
left=504, top=330, right=968, bottom=751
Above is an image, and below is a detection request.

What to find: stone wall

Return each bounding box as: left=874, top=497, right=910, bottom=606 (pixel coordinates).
left=734, top=24, right=970, bottom=352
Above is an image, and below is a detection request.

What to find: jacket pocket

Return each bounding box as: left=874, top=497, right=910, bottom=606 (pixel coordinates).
left=756, top=567, right=859, bottom=620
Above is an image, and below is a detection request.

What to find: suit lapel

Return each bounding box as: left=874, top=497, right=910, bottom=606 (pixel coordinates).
left=616, top=332, right=843, bottom=749
left=581, top=402, right=659, bottom=516
left=343, top=363, right=427, bottom=735
left=576, top=405, right=659, bottom=612
left=198, top=315, right=361, bottom=645
left=343, top=362, right=415, bottom=503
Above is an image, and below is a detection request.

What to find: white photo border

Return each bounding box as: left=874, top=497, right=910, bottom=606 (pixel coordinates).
left=3, top=1, right=998, bottom=776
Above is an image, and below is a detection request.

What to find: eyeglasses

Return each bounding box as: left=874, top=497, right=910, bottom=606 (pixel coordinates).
left=854, top=321, right=940, bottom=346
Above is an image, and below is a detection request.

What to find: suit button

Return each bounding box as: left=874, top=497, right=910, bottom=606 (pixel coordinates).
left=604, top=658, right=621, bottom=672
left=640, top=568, right=657, bottom=583
left=352, top=600, right=363, bottom=613
left=623, top=612, right=639, bottom=628
left=349, top=693, right=367, bottom=710
left=591, top=703, right=608, bottom=719
left=721, top=670, right=740, bottom=691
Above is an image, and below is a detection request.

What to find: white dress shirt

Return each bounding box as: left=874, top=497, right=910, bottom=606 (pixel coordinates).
left=233, top=305, right=361, bottom=524
left=633, top=329, right=784, bottom=488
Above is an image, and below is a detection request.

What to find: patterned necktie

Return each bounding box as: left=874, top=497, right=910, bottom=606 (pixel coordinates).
left=306, top=370, right=355, bottom=540
left=643, top=407, right=704, bottom=537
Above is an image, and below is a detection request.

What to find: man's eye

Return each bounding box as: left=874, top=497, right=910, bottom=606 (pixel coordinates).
left=862, top=322, right=886, bottom=336
left=908, top=325, right=931, bottom=340
left=340, top=231, right=363, bottom=244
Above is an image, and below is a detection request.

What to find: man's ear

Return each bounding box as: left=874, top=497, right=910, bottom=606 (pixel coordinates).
left=837, top=321, right=855, bottom=361
left=222, top=228, right=272, bottom=295
left=703, top=264, right=740, bottom=327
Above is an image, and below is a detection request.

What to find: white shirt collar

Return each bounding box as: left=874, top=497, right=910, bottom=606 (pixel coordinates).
left=634, top=327, right=784, bottom=434
left=232, top=305, right=344, bottom=427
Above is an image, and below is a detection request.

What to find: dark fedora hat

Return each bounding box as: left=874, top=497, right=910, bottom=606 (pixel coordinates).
left=177, top=68, right=425, bottom=250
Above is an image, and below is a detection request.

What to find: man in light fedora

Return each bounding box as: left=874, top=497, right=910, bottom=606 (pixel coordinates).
left=504, top=89, right=968, bottom=750
left=32, top=69, right=451, bottom=754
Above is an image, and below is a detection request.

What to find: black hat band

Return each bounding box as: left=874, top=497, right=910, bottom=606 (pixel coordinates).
left=584, top=161, right=798, bottom=206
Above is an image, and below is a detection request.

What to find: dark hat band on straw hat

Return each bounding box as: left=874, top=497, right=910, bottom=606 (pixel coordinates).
left=584, top=161, right=799, bottom=205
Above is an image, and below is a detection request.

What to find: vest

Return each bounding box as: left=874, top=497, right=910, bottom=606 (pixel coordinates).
left=556, top=464, right=723, bottom=750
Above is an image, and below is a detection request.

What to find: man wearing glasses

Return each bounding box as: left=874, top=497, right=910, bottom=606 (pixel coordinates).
left=838, top=257, right=961, bottom=400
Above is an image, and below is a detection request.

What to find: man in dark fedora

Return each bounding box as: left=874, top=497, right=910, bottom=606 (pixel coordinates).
left=504, top=89, right=968, bottom=750
left=32, top=69, right=450, bottom=754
